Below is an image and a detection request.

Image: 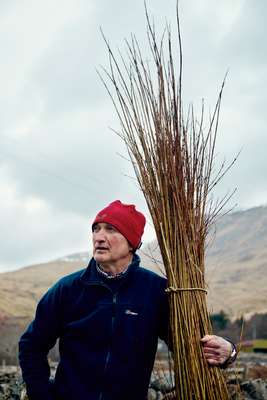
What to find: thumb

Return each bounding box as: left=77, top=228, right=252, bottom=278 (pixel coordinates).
left=200, top=334, right=213, bottom=343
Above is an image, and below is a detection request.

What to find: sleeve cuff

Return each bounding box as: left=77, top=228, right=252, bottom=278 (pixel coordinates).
left=221, top=340, right=237, bottom=368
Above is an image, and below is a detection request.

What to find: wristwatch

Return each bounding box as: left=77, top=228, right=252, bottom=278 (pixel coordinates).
left=221, top=341, right=237, bottom=368
left=227, top=343, right=237, bottom=364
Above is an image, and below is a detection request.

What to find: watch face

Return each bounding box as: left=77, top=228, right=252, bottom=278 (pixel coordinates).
left=230, top=345, right=237, bottom=360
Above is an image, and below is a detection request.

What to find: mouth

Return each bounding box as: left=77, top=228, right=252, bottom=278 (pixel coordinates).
left=95, top=247, right=109, bottom=252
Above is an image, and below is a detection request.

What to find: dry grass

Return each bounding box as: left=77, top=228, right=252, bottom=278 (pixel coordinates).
left=0, top=260, right=82, bottom=318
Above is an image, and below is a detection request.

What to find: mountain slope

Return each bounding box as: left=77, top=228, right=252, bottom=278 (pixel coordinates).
left=0, top=206, right=267, bottom=320
left=205, top=206, right=267, bottom=317
left=0, top=259, right=86, bottom=319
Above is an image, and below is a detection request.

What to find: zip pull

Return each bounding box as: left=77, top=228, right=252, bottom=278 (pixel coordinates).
left=112, top=293, right=117, bottom=316
left=125, top=309, right=138, bottom=316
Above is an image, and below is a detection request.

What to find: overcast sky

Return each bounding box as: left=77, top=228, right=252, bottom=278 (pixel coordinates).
left=1, top=0, right=266, bottom=272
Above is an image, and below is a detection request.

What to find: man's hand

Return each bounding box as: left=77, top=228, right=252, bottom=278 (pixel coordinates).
left=200, top=335, right=232, bottom=366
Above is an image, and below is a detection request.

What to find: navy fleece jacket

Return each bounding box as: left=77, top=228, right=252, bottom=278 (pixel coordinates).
left=19, top=254, right=169, bottom=400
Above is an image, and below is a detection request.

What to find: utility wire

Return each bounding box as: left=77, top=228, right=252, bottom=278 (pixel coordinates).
left=0, top=133, right=104, bottom=186
left=0, top=149, right=97, bottom=194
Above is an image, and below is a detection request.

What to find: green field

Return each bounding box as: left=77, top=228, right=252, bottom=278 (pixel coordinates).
left=242, top=339, right=267, bottom=352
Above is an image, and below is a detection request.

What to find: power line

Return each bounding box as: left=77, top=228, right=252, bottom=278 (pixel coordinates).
left=0, top=133, right=105, bottom=187
left=0, top=149, right=98, bottom=194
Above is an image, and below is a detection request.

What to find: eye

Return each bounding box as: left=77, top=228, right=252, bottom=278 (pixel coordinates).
left=92, top=224, right=100, bottom=233
left=106, top=224, right=117, bottom=232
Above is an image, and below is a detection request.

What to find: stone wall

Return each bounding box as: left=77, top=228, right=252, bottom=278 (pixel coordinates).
left=1, top=353, right=267, bottom=400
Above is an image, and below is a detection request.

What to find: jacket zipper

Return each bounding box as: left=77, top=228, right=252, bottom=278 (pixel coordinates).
left=99, top=292, right=117, bottom=400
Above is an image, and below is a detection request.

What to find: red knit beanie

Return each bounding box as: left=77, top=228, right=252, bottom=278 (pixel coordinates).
left=92, top=200, right=146, bottom=250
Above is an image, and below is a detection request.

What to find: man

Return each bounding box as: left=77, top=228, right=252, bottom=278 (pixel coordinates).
left=19, top=200, right=236, bottom=400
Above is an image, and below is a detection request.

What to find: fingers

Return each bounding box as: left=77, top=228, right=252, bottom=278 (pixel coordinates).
left=200, top=335, right=232, bottom=366
left=203, top=346, right=225, bottom=365
left=200, top=334, right=213, bottom=343
left=201, top=334, right=221, bottom=346
left=203, top=352, right=226, bottom=365
left=205, top=357, right=224, bottom=366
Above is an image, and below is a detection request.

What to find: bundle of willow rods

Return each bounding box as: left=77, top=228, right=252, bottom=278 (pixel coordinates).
left=100, top=6, right=234, bottom=400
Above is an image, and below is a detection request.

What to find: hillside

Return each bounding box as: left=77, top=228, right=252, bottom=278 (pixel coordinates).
left=205, top=206, right=267, bottom=317
left=0, top=256, right=87, bottom=319
left=1, top=206, right=267, bottom=321
left=142, top=206, right=267, bottom=318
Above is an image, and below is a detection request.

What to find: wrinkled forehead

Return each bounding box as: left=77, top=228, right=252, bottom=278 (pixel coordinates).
left=92, top=222, right=118, bottom=230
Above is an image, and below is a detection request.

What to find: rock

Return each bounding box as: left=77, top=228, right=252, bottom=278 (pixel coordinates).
left=240, top=379, right=267, bottom=400
left=150, top=371, right=174, bottom=394
left=148, top=388, right=158, bottom=400
left=0, top=384, right=9, bottom=395
left=0, top=369, right=23, bottom=400
left=20, top=387, right=28, bottom=400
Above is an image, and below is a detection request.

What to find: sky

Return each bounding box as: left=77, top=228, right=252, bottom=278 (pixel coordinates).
left=1, top=0, right=267, bottom=272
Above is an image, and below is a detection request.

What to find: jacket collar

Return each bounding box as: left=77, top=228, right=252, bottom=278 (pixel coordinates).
left=80, top=253, right=141, bottom=286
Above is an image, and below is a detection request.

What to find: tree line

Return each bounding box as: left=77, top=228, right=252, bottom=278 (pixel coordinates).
left=211, top=311, right=267, bottom=343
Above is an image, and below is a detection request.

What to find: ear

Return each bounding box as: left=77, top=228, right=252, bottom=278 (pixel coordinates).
left=128, top=242, right=134, bottom=252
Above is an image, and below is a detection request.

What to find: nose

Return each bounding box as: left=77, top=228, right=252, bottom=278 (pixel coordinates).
left=93, top=228, right=106, bottom=243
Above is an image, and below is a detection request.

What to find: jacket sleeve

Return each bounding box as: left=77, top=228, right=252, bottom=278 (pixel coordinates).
left=158, top=280, right=172, bottom=347
left=221, top=339, right=238, bottom=368
left=18, top=281, right=64, bottom=400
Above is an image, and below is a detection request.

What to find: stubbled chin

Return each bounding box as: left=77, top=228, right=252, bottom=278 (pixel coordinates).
left=93, top=253, right=108, bottom=262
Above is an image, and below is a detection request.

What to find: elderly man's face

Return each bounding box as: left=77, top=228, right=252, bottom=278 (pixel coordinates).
left=92, top=222, right=133, bottom=269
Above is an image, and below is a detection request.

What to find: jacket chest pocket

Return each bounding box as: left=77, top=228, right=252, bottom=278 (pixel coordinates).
left=64, top=302, right=113, bottom=344
left=115, top=304, right=146, bottom=349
